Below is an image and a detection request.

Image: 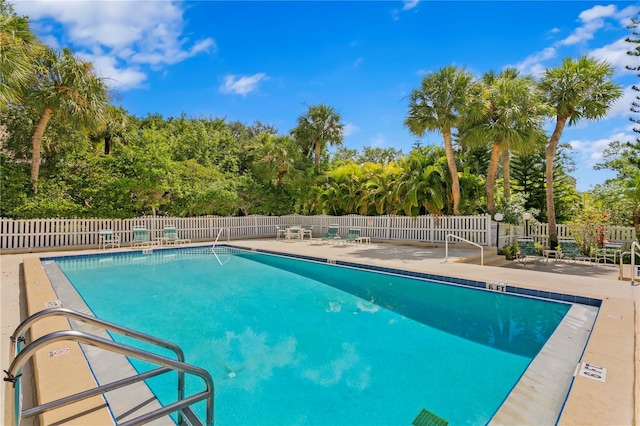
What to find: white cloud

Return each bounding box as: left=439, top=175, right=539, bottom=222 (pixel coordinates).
left=353, top=57, right=364, bottom=68
left=589, top=38, right=638, bottom=74
left=559, top=20, right=603, bottom=46
left=402, top=0, right=419, bottom=11
left=605, top=85, right=640, bottom=119
left=514, top=4, right=640, bottom=77
left=14, top=1, right=215, bottom=91
left=81, top=53, right=148, bottom=90
left=220, top=73, right=268, bottom=96
left=578, top=4, right=617, bottom=22
left=343, top=123, right=359, bottom=137
left=569, top=131, right=635, bottom=166
left=514, top=47, right=557, bottom=75
left=617, top=5, right=640, bottom=20
left=557, top=5, right=615, bottom=46
left=392, top=0, right=419, bottom=21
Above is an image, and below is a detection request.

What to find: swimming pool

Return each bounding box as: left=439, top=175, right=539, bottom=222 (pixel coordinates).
left=49, top=247, right=574, bottom=425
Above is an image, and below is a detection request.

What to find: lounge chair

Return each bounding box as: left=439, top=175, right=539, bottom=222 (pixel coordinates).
left=558, top=239, right=594, bottom=264
left=334, top=228, right=361, bottom=246
left=516, top=238, right=546, bottom=264
left=132, top=227, right=156, bottom=248
left=303, top=225, right=313, bottom=239
left=163, top=226, right=191, bottom=245
left=99, top=230, right=120, bottom=249
left=275, top=225, right=288, bottom=240
left=596, top=242, right=624, bottom=265
left=310, top=224, right=340, bottom=245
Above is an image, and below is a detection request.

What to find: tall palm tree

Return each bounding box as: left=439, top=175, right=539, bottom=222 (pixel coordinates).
left=405, top=66, right=474, bottom=215
left=0, top=3, right=42, bottom=106
left=291, top=104, right=344, bottom=172
left=461, top=69, right=547, bottom=215
left=27, top=47, right=109, bottom=192
left=540, top=56, right=622, bottom=247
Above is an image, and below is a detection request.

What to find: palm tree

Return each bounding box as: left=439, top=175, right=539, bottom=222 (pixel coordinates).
left=291, top=104, right=344, bottom=172
left=540, top=56, right=622, bottom=247
left=405, top=66, right=474, bottom=215
left=0, top=3, right=42, bottom=106
left=248, top=133, right=299, bottom=187
left=90, top=105, right=130, bottom=155
left=26, top=47, right=109, bottom=192
left=461, top=69, right=547, bottom=215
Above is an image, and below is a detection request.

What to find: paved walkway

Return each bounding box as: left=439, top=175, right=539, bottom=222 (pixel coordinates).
left=1, top=240, right=638, bottom=425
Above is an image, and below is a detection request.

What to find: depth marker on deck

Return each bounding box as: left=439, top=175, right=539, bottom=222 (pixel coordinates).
left=578, top=362, right=607, bottom=383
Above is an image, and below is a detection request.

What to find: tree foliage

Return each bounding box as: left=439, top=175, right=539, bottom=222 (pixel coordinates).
left=291, top=104, right=343, bottom=172
left=0, top=4, right=631, bottom=235
left=405, top=66, right=475, bottom=215
left=540, top=55, right=622, bottom=247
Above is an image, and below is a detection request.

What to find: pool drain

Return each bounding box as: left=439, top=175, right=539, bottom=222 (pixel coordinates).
left=412, top=408, right=448, bottom=426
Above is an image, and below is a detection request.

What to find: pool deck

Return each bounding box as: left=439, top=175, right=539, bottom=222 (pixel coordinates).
left=1, top=239, right=638, bottom=425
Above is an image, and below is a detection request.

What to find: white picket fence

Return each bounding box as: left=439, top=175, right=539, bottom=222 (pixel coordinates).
left=0, top=214, right=493, bottom=251
left=496, top=223, right=636, bottom=248
left=2, top=214, right=634, bottom=252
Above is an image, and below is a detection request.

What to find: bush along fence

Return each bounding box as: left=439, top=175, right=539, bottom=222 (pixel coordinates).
left=0, top=214, right=493, bottom=251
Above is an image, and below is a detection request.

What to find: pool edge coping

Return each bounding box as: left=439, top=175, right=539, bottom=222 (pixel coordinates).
left=14, top=244, right=638, bottom=426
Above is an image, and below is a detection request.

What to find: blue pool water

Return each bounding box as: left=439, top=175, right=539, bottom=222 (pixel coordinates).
left=52, top=248, right=570, bottom=425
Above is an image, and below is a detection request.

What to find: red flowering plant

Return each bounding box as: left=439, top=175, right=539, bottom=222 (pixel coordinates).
left=597, top=211, right=611, bottom=247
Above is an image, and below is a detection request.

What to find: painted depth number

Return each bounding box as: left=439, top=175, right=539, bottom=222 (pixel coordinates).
left=486, top=282, right=506, bottom=292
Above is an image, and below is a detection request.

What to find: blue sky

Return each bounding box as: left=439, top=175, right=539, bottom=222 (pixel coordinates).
left=15, top=1, right=640, bottom=191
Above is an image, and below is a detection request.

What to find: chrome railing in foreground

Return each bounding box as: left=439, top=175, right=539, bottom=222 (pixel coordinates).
left=5, top=308, right=214, bottom=426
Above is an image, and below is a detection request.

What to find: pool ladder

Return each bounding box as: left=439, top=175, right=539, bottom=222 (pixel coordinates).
left=4, top=307, right=215, bottom=426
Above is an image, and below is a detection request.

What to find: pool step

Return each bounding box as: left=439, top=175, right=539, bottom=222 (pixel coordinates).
left=457, top=252, right=514, bottom=267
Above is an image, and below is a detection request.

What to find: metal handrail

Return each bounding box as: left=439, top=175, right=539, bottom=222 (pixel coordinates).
left=9, top=307, right=187, bottom=423
left=10, top=307, right=185, bottom=361
left=211, top=228, right=231, bottom=265
left=211, top=227, right=230, bottom=249
left=5, top=311, right=214, bottom=426
left=620, top=241, right=640, bottom=285
left=445, top=234, right=484, bottom=266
